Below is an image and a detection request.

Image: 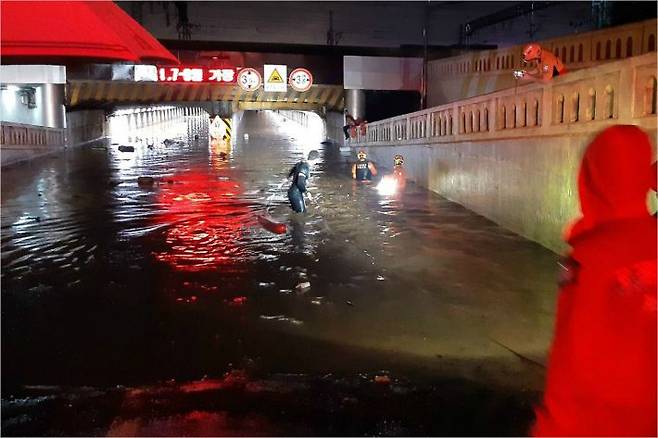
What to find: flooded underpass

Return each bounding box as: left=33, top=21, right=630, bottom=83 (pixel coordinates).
left=1, top=110, right=559, bottom=436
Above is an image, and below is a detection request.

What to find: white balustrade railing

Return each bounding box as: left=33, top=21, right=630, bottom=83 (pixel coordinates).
left=353, top=52, right=657, bottom=146
left=429, top=18, right=656, bottom=78
left=1, top=122, right=66, bottom=147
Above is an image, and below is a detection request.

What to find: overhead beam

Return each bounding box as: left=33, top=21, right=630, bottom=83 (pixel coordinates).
left=161, top=39, right=496, bottom=58
left=237, top=101, right=322, bottom=111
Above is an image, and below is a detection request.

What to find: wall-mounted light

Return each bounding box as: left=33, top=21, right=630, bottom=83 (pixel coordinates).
left=18, top=87, right=37, bottom=109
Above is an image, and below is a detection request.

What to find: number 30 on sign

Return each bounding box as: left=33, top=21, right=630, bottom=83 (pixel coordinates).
left=289, top=68, right=313, bottom=92
left=237, top=68, right=262, bottom=91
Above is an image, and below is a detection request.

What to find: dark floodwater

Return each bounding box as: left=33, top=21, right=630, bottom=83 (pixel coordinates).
left=1, top=111, right=558, bottom=436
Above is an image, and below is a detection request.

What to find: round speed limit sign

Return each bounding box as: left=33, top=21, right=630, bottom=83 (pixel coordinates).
left=289, top=68, right=313, bottom=92
left=237, top=68, right=262, bottom=91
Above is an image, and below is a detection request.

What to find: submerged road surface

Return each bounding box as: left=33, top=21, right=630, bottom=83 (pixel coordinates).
left=1, top=111, right=558, bottom=436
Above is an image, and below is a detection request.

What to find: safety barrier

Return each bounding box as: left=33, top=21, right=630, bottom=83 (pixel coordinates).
left=354, top=52, right=657, bottom=146
left=430, top=18, right=657, bottom=78
left=0, top=122, right=65, bottom=147
left=349, top=124, right=367, bottom=139
left=427, top=19, right=657, bottom=106
left=274, top=110, right=312, bottom=128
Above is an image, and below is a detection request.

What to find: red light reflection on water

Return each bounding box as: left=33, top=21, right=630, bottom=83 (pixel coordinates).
left=152, top=171, right=251, bottom=272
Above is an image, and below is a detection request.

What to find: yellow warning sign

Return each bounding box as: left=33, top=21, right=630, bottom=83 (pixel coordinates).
left=267, top=68, right=284, bottom=83
left=264, top=64, right=287, bottom=92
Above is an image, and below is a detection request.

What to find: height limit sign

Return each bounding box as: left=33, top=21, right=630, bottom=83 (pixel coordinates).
left=264, top=64, right=287, bottom=92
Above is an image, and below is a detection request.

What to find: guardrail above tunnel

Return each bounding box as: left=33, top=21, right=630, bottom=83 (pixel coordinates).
left=352, top=52, right=657, bottom=148
left=427, top=18, right=657, bottom=106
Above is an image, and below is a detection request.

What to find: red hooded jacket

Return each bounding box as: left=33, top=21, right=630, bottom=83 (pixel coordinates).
left=533, top=125, right=657, bottom=437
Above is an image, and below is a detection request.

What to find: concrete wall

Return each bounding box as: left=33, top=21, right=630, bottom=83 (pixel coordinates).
left=1, top=106, right=199, bottom=166
left=272, top=109, right=345, bottom=146
left=0, top=84, right=66, bottom=128
left=0, top=110, right=107, bottom=166
left=0, top=123, right=66, bottom=166
left=325, top=110, right=346, bottom=146
left=344, top=56, right=423, bottom=91
left=66, top=110, right=108, bottom=147
left=428, top=19, right=658, bottom=106
left=352, top=53, right=657, bottom=253
left=1, top=65, right=67, bottom=128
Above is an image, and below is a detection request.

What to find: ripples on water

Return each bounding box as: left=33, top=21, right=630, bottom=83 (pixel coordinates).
left=2, top=111, right=557, bottom=393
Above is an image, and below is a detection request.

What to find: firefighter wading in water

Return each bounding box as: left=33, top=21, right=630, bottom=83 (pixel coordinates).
left=352, top=150, right=378, bottom=181
left=287, top=150, right=319, bottom=213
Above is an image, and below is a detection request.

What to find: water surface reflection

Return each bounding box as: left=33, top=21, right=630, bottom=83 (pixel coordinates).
left=2, top=111, right=559, bottom=435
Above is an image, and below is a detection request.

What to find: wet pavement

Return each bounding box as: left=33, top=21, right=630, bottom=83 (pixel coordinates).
left=1, top=111, right=558, bottom=436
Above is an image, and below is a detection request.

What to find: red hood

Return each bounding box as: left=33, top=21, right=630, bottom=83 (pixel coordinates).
left=568, top=125, right=654, bottom=241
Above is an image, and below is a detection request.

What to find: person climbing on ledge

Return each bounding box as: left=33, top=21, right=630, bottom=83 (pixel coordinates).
left=514, top=43, right=567, bottom=83
left=352, top=150, right=377, bottom=182
left=343, top=111, right=357, bottom=140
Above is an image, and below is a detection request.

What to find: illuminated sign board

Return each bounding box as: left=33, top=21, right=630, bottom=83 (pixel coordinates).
left=157, top=66, right=237, bottom=83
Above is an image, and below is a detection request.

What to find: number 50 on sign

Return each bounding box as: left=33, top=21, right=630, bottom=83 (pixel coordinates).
left=289, top=68, right=313, bottom=92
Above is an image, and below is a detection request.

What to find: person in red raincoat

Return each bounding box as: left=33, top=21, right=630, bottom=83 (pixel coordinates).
left=532, top=125, right=657, bottom=437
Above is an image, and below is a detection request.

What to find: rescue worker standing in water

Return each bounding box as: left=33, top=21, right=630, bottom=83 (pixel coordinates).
left=392, top=154, right=407, bottom=189
left=287, top=150, right=319, bottom=213
left=514, top=43, right=567, bottom=83
left=352, top=150, right=378, bottom=181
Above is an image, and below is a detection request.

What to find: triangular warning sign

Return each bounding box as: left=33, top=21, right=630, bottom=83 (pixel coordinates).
left=267, top=68, right=284, bottom=83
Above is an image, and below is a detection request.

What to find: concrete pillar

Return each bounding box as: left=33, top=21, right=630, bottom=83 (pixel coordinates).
left=41, top=84, right=66, bottom=129
left=345, top=89, right=366, bottom=119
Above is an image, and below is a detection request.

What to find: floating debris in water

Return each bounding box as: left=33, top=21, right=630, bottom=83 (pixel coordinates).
left=228, top=296, right=247, bottom=306
left=374, top=375, right=391, bottom=385
left=259, top=314, right=303, bottom=326
left=137, top=176, right=155, bottom=187
left=295, top=282, right=311, bottom=294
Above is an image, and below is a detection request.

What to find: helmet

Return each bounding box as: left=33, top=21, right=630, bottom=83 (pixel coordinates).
left=522, top=43, right=542, bottom=63
left=357, top=150, right=367, bottom=160
left=394, top=154, right=404, bottom=166
left=307, top=150, right=320, bottom=161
